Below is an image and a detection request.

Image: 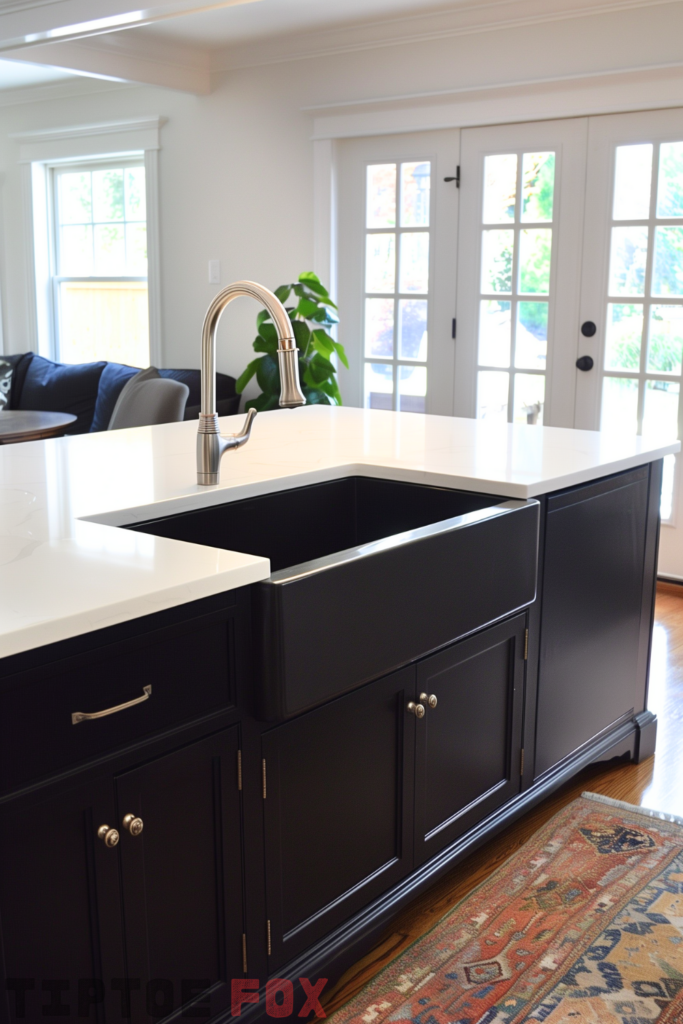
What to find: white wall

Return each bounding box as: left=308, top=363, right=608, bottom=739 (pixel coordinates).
left=1, top=0, right=683, bottom=385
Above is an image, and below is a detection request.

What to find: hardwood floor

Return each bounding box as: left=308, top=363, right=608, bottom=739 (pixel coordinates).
left=322, top=582, right=683, bottom=1015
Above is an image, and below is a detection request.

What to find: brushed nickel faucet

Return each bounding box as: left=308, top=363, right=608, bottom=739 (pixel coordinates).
left=197, top=280, right=305, bottom=485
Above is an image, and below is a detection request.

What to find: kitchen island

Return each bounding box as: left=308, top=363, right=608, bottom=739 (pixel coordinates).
left=0, top=405, right=678, bottom=1023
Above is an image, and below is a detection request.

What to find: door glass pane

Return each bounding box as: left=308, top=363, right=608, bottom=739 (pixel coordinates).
left=652, top=226, right=683, bottom=297
left=647, top=305, right=683, bottom=375
left=604, top=303, right=643, bottom=371
left=481, top=230, right=513, bottom=292
left=601, top=376, right=638, bottom=433
left=400, top=162, right=430, bottom=227
left=521, top=152, right=555, bottom=222
left=516, top=302, right=548, bottom=369
left=613, top=144, right=652, bottom=220
left=398, top=365, right=426, bottom=413
left=399, top=232, right=429, bottom=293
left=92, top=168, right=124, bottom=222
left=477, top=370, right=509, bottom=420
left=608, top=227, right=648, bottom=295
left=398, top=299, right=427, bottom=360
left=365, top=298, right=394, bottom=358
left=364, top=362, right=393, bottom=410
left=479, top=300, right=511, bottom=367
left=519, top=229, right=552, bottom=294
left=59, top=171, right=92, bottom=224
left=643, top=380, right=680, bottom=437
left=58, top=281, right=149, bottom=366
left=657, top=142, right=683, bottom=218
left=365, top=234, right=395, bottom=292
left=483, top=154, right=517, bottom=224
left=367, top=165, right=396, bottom=228
left=513, top=373, right=545, bottom=424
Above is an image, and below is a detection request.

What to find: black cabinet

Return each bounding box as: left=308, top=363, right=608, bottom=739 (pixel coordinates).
left=414, top=614, right=526, bottom=863
left=0, top=777, right=125, bottom=1022
left=262, top=667, right=416, bottom=969
left=0, top=727, right=244, bottom=1023
left=535, top=466, right=655, bottom=777
left=116, top=727, right=244, bottom=1022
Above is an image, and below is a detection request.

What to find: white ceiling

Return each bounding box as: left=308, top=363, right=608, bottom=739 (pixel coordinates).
left=142, top=0, right=469, bottom=48
left=0, top=57, right=76, bottom=90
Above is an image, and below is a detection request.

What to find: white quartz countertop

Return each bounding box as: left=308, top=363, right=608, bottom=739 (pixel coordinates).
left=0, top=404, right=678, bottom=659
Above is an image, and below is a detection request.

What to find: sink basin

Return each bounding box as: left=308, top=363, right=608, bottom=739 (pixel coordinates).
left=130, top=476, right=539, bottom=719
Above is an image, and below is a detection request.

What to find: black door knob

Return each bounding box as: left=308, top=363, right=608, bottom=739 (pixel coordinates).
left=581, top=321, right=597, bottom=337
left=576, top=356, right=594, bottom=371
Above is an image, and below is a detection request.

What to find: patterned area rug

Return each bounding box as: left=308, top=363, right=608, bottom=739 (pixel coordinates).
left=330, top=793, right=683, bottom=1024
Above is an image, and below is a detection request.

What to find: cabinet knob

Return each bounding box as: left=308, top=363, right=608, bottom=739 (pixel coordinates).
left=123, top=814, right=144, bottom=837
left=97, top=825, right=119, bottom=848
left=407, top=701, right=426, bottom=719
left=419, top=692, right=438, bottom=709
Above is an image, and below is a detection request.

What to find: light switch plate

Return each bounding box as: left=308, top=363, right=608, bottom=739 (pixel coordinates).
left=208, top=259, right=221, bottom=285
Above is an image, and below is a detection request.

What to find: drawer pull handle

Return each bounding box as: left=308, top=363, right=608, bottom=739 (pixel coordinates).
left=407, top=701, right=425, bottom=719
left=97, top=825, right=119, bottom=848
left=72, top=685, right=152, bottom=725
left=123, top=814, right=144, bottom=837
left=419, top=692, right=438, bottom=709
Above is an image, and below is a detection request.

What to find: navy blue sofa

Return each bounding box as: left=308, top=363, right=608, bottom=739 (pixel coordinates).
left=1, top=353, right=240, bottom=434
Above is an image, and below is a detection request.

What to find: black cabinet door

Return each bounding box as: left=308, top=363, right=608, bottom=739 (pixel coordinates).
left=414, top=615, right=526, bottom=864
left=263, top=667, right=415, bottom=969
left=535, top=467, right=651, bottom=777
left=0, top=777, right=125, bottom=1022
left=115, top=727, right=243, bottom=1023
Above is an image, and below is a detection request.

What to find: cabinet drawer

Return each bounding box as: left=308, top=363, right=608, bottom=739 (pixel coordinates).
left=0, top=611, right=235, bottom=793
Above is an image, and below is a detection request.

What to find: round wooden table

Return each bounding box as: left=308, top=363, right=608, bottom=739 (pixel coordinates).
left=0, top=410, right=77, bottom=444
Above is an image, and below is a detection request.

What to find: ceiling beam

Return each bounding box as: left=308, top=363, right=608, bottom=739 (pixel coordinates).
left=0, top=0, right=260, bottom=52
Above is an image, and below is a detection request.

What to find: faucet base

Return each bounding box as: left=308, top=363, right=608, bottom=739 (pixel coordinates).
left=197, top=472, right=220, bottom=486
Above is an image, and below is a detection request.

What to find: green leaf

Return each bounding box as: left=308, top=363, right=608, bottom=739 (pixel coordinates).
left=295, top=297, right=319, bottom=320
left=309, top=307, right=339, bottom=325
left=332, top=340, right=349, bottom=369
left=302, top=386, right=331, bottom=405
left=246, top=392, right=279, bottom=413
left=258, top=322, right=278, bottom=347
left=253, top=334, right=277, bottom=355
left=312, top=330, right=334, bottom=357
left=298, top=271, right=321, bottom=286
left=256, top=352, right=280, bottom=395
left=256, top=309, right=271, bottom=329
left=292, top=319, right=311, bottom=351
left=235, top=357, right=261, bottom=394
left=274, top=284, right=292, bottom=304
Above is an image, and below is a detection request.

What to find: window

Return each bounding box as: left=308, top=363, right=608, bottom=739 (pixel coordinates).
left=476, top=151, right=556, bottom=425
left=363, top=161, right=431, bottom=412
left=50, top=159, right=149, bottom=366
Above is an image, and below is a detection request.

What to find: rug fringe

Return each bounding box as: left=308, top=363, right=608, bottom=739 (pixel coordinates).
left=582, top=790, right=683, bottom=827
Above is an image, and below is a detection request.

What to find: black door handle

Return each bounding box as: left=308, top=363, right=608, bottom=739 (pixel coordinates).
left=576, top=356, right=594, bottom=371
left=581, top=321, right=597, bottom=337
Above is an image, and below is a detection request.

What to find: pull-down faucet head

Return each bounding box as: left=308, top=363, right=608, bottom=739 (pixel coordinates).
left=197, top=280, right=305, bottom=485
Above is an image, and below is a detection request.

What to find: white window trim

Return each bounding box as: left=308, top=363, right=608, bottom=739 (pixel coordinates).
left=15, top=117, right=165, bottom=367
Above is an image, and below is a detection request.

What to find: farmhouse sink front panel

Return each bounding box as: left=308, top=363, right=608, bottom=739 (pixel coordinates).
left=130, top=477, right=540, bottom=720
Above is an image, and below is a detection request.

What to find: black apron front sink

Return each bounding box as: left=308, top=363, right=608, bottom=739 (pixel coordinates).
left=129, top=476, right=539, bottom=720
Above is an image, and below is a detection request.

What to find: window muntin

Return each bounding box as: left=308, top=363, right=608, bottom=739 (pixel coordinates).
left=476, top=151, right=556, bottom=425
left=363, top=161, right=431, bottom=413
left=52, top=160, right=150, bottom=366
left=601, top=141, right=683, bottom=522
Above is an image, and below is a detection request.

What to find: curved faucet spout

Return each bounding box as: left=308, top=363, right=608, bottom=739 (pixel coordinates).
left=197, top=280, right=306, bottom=485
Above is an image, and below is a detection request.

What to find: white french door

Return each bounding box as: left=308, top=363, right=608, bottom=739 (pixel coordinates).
left=576, top=109, right=683, bottom=576
left=337, top=130, right=459, bottom=416
left=453, top=118, right=587, bottom=428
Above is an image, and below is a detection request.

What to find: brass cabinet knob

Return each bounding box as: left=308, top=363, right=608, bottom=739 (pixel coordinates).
left=97, top=825, right=119, bottom=848
left=420, top=692, right=438, bottom=709
left=123, top=814, right=144, bottom=837
left=407, top=701, right=426, bottom=719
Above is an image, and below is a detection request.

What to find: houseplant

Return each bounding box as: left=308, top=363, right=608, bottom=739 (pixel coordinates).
left=235, top=272, right=348, bottom=412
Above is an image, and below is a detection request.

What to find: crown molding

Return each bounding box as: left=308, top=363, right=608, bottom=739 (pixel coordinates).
left=209, top=0, right=683, bottom=72
left=309, top=61, right=683, bottom=139
left=0, top=74, right=130, bottom=108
